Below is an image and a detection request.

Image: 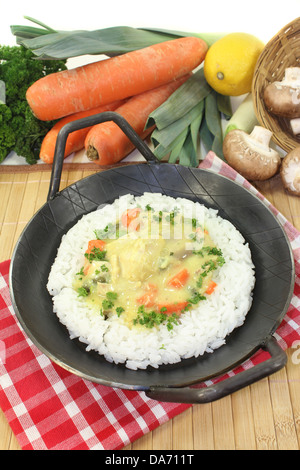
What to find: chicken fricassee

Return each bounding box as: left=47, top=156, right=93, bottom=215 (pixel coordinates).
left=73, top=206, right=225, bottom=330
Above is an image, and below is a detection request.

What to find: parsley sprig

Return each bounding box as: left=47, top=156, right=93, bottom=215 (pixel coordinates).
left=84, top=247, right=107, bottom=263
left=77, top=286, right=89, bottom=297
left=100, top=291, right=125, bottom=318
left=133, top=305, right=179, bottom=331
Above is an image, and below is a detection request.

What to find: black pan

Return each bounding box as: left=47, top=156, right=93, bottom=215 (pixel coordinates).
left=9, top=112, right=295, bottom=404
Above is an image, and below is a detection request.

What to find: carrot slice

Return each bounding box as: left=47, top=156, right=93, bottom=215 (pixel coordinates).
left=136, top=292, right=156, bottom=308
left=85, top=239, right=106, bottom=254
left=167, top=268, right=190, bottom=288
left=196, top=227, right=209, bottom=235
left=83, top=264, right=90, bottom=276
left=205, top=280, right=217, bottom=295
left=136, top=284, right=158, bottom=307
left=158, top=301, right=189, bottom=315
left=121, top=208, right=141, bottom=230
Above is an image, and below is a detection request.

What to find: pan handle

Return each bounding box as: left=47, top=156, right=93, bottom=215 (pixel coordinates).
left=47, top=111, right=158, bottom=201
left=145, top=336, right=287, bottom=404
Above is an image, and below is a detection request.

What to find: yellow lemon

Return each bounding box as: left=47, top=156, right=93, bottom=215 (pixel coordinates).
left=204, top=32, right=264, bottom=96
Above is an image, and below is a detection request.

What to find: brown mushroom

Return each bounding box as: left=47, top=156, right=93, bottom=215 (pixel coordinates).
left=280, top=147, right=300, bottom=196
left=263, top=67, right=300, bottom=118
left=223, top=126, right=281, bottom=181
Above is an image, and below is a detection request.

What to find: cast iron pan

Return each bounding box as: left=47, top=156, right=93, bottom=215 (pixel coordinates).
left=9, top=112, right=295, bottom=404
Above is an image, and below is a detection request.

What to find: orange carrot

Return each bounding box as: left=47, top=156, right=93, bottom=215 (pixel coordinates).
left=83, top=240, right=106, bottom=275
left=121, top=208, right=141, bottom=230
left=196, top=227, right=209, bottom=235
left=205, top=280, right=217, bottom=295
left=85, top=75, right=190, bottom=164
left=85, top=239, right=106, bottom=254
left=83, top=264, right=90, bottom=276
left=136, top=284, right=158, bottom=308
left=39, top=101, right=124, bottom=164
left=167, top=268, right=190, bottom=289
left=26, top=37, right=208, bottom=121
left=158, top=301, right=189, bottom=315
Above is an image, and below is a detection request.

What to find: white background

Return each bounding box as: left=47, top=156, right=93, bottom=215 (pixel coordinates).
left=0, top=0, right=300, bottom=163
left=1, top=0, right=300, bottom=59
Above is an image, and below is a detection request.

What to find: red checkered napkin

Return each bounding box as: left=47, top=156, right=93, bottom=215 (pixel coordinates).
left=0, top=152, right=300, bottom=450
left=0, top=264, right=188, bottom=450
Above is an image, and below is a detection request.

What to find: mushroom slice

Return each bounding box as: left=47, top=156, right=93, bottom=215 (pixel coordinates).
left=223, top=126, right=281, bottom=181
left=280, top=147, right=300, bottom=196
left=263, top=67, right=300, bottom=118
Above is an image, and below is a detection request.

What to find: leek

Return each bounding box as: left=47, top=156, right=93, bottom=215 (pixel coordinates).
left=147, top=69, right=232, bottom=166
left=146, top=70, right=210, bottom=130
left=205, top=91, right=224, bottom=157
left=224, top=93, right=258, bottom=136
left=10, top=17, right=224, bottom=59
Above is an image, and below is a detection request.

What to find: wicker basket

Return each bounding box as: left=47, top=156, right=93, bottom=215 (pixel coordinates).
left=252, top=17, right=300, bottom=152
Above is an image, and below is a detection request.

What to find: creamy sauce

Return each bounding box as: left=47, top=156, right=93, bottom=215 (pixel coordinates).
left=73, top=208, right=225, bottom=330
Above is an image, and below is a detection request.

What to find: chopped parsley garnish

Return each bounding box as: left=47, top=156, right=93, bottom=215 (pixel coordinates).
left=94, top=223, right=126, bottom=240
left=116, top=306, right=125, bottom=317
left=102, top=291, right=118, bottom=310
left=193, top=246, right=210, bottom=256
left=76, top=267, right=84, bottom=279
left=193, top=246, right=224, bottom=262
left=84, top=247, right=107, bottom=262
left=106, top=291, right=118, bottom=301
left=217, top=255, right=225, bottom=266
left=202, top=259, right=216, bottom=273
left=165, top=212, right=175, bottom=225
left=100, top=291, right=125, bottom=318
left=187, top=292, right=206, bottom=305
left=166, top=314, right=179, bottom=331
left=94, top=223, right=116, bottom=240
left=193, top=246, right=225, bottom=271
left=153, top=211, right=163, bottom=222
left=102, top=299, right=114, bottom=310
left=133, top=305, right=179, bottom=331
left=77, top=287, right=89, bottom=297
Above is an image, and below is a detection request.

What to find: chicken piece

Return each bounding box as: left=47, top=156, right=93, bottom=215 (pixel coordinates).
left=106, top=236, right=166, bottom=282
left=110, top=254, right=120, bottom=282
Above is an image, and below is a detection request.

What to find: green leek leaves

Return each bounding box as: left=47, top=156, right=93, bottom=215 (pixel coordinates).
left=146, top=69, right=232, bottom=166
left=10, top=17, right=224, bottom=60
left=11, top=17, right=176, bottom=59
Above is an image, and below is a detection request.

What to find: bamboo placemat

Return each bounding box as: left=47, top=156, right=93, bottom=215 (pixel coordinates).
left=0, top=161, right=139, bottom=173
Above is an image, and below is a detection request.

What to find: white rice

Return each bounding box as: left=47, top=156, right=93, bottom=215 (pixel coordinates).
left=47, top=193, right=255, bottom=370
